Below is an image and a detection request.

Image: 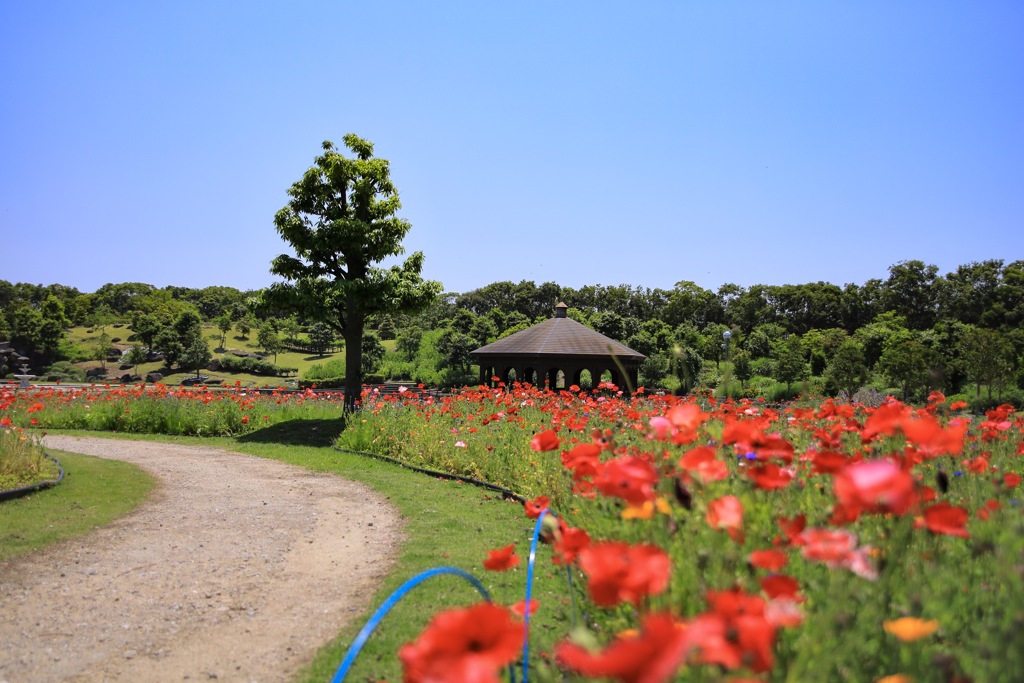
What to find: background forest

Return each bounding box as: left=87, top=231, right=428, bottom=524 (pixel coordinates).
left=2, top=257, right=1023, bottom=411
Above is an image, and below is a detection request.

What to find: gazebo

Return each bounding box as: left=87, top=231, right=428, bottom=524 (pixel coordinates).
left=470, top=303, right=646, bottom=390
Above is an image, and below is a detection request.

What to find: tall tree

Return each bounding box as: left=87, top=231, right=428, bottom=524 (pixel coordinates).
left=266, top=135, right=442, bottom=410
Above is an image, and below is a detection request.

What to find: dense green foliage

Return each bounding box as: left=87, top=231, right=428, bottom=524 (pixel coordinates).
left=3, top=258, right=1024, bottom=406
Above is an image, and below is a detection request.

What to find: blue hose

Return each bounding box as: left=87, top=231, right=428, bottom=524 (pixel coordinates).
left=331, top=565, right=515, bottom=683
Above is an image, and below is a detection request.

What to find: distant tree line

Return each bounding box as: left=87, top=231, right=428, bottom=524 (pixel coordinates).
left=2, top=258, right=1023, bottom=407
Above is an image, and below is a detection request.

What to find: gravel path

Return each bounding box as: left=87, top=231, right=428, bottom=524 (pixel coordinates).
left=0, top=436, right=403, bottom=683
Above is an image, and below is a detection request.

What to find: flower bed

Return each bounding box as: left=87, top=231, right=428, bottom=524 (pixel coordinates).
left=339, top=383, right=1024, bottom=682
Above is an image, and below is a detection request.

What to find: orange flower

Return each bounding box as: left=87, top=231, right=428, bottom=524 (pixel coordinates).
left=883, top=617, right=939, bottom=642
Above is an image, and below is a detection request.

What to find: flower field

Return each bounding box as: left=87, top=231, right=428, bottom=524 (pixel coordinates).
left=342, top=384, right=1024, bottom=682
left=0, top=383, right=343, bottom=436
left=3, top=381, right=1024, bottom=681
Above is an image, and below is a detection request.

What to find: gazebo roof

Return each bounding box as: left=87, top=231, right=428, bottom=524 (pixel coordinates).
left=470, top=304, right=645, bottom=360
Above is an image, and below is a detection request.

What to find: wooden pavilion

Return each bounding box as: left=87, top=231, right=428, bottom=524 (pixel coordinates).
left=470, top=303, right=646, bottom=390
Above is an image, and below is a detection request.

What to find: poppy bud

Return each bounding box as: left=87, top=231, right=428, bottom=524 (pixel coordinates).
left=673, top=478, right=692, bottom=511
left=539, top=514, right=560, bottom=544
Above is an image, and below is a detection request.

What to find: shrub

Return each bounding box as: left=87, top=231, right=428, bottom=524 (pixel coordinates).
left=216, top=355, right=296, bottom=377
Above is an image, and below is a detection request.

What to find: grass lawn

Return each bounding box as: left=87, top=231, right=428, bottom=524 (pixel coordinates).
left=0, top=450, right=155, bottom=561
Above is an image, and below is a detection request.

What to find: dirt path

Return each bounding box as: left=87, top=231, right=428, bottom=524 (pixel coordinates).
left=0, top=436, right=403, bottom=683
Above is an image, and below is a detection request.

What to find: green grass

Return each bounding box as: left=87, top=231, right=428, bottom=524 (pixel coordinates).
left=0, top=450, right=156, bottom=560
left=62, top=325, right=349, bottom=386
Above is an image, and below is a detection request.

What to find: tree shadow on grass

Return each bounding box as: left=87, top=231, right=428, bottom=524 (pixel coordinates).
left=236, top=417, right=346, bottom=448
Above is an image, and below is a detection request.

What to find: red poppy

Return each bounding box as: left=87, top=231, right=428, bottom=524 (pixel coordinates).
left=748, top=549, right=788, bottom=572
left=918, top=502, right=970, bottom=538
left=552, top=523, right=590, bottom=565
left=747, top=463, right=794, bottom=490
left=483, top=544, right=520, bottom=571
left=398, top=602, right=523, bottom=683
left=706, top=495, right=744, bottom=543
left=776, top=514, right=806, bottom=546
left=561, top=443, right=601, bottom=480
left=691, top=588, right=777, bottom=673
left=593, top=455, right=660, bottom=506
left=510, top=598, right=539, bottom=618
left=679, top=446, right=729, bottom=483
left=833, top=459, right=915, bottom=519
left=578, top=541, right=671, bottom=606
left=666, top=402, right=708, bottom=431
left=556, top=612, right=690, bottom=683
left=797, top=528, right=857, bottom=566
left=1004, top=473, right=1022, bottom=489
left=759, top=574, right=801, bottom=600
left=524, top=495, right=550, bottom=519
left=810, top=449, right=848, bottom=475
left=530, top=429, right=560, bottom=452
left=901, top=414, right=967, bottom=457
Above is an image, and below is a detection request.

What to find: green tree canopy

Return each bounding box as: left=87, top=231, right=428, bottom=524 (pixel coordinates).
left=264, top=135, right=441, bottom=411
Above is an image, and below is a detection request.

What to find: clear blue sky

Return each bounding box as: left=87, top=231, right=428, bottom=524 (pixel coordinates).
left=3, top=1, right=1022, bottom=296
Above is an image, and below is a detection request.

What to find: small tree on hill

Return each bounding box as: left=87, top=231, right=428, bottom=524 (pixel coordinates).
left=308, top=322, right=334, bottom=357
left=257, top=321, right=282, bottom=363
left=215, top=313, right=233, bottom=349
left=125, top=344, right=148, bottom=379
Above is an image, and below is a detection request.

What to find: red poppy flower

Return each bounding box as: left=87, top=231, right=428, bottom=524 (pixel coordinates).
left=777, top=514, right=806, bottom=545
left=1004, top=473, right=1022, bottom=489
left=561, top=443, right=601, bottom=480
left=524, top=495, right=550, bottom=519
left=810, top=449, right=848, bottom=475
left=833, top=459, right=915, bottom=518
left=556, top=612, right=690, bottom=683
left=593, top=455, right=659, bottom=506
left=748, top=549, right=788, bottom=572
left=918, top=502, right=970, bottom=538
left=483, top=544, right=520, bottom=571
left=706, top=495, right=744, bottom=543
left=510, top=598, right=539, bottom=618
left=901, top=414, right=967, bottom=457
left=579, top=541, right=671, bottom=606
left=759, top=574, right=801, bottom=600
left=747, top=463, right=794, bottom=490
left=530, top=429, right=560, bottom=452
left=398, top=602, right=523, bottom=683
left=552, top=523, right=590, bottom=565
left=797, top=528, right=857, bottom=566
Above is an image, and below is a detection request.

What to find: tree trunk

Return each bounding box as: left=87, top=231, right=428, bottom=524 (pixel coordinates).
left=343, top=304, right=364, bottom=414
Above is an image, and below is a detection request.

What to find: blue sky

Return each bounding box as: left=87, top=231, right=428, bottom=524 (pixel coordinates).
left=2, top=1, right=1022, bottom=296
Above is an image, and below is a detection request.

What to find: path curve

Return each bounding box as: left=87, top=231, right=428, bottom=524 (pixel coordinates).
left=0, top=436, right=403, bottom=683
